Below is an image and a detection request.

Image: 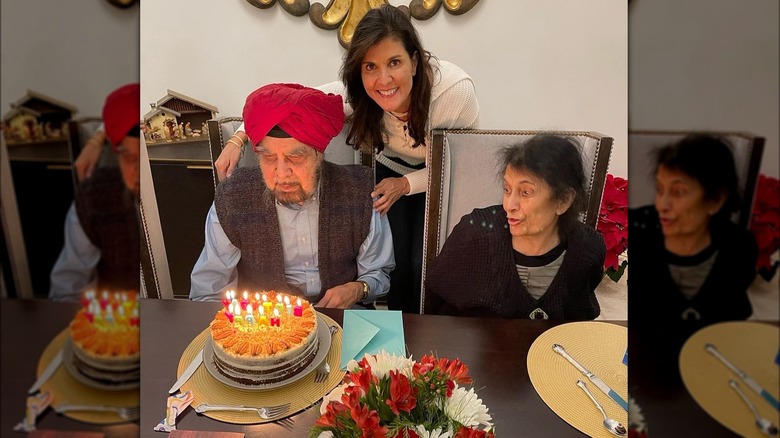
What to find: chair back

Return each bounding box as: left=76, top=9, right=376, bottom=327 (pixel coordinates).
left=628, top=130, right=764, bottom=229
left=421, top=129, right=613, bottom=313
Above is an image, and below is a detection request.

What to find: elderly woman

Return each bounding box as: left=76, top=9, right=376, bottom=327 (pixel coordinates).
left=629, top=135, right=757, bottom=384
left=425, top=135, right=606, bottom=320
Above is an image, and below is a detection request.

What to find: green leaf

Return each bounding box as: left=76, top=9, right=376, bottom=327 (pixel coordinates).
left=605, top=260, right=628, bottom=282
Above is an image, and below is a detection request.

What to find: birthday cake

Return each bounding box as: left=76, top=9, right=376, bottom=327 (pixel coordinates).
left=209, top=291, right=319, bottom=385
left=68, top=291, right=140, bottom=387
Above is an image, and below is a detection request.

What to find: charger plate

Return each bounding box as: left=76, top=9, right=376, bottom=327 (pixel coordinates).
left=679, top=321, right=779, bottom=438
left=37, top=329, right=139, bottom=424
left=527, top=321, right=628, bottom=437
left=178, top=312, right=345, bottom=424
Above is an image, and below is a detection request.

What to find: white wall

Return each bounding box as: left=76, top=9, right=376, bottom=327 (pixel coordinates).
left=141, top=0, right=628, bottom=177
left=629, top=0, right=779, bottom=177
left=1, top=1, right=140, bottom=118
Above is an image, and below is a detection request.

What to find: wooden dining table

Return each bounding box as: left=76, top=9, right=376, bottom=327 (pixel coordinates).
left=137, top=299, right=630, bottom=438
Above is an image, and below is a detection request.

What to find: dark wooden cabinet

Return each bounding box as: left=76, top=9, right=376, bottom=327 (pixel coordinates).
left=147, top=139, right=216, bottom=298
left=7, top=141, right=75, bottom=298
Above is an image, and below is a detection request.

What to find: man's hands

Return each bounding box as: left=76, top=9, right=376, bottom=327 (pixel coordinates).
left=316, top=281, right=364, bottom=309
left=215, top=132, right=247, bottom=181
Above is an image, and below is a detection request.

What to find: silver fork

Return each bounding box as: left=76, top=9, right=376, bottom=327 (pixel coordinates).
left=54, top=404, right=140, bottom=421
left=195, top=402, right=291, bottom=419
left=313, top=325, right=338, bottom=383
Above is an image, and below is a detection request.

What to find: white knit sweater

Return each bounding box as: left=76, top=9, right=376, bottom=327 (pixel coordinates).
left=237, top=59, right=479, bottom=195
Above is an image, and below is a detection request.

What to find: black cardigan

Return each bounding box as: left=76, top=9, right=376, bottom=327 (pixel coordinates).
left=425, top=206, right=605, bottom=320
left=628, top=206, right=757, bottom=384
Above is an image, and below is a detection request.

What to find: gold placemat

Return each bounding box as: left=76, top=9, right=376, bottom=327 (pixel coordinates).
left=38, top=330, right=139, bottom=424
left=680, top=321, right=779, bottom=438
left=178, top=312, right=345, bottom=424
left=527, top=322, right=628, bottom=437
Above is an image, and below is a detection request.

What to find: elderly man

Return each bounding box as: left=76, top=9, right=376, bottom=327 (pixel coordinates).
left=50, top=83, right=141, bottom=301
left=190, top=83, right=394, bottom=308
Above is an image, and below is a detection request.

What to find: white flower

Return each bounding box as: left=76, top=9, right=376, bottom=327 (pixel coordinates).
left=320, top=384, right=349, bottom=414
left=445, top=385, right=492, bottom=428
left=362, top=350, right=415, bottom=379
left=628, top=395, right=647, bottom=431
left=414, top=425, right=452, bottom=438
left=317, top=432, right=334, bottom=438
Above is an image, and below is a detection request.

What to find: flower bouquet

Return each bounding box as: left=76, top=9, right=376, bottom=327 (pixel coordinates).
left=311, top=351, right=494, bottom=438
left=597, top=174, right=629, bottom=282
left=750, top=174, right=779, bottom=281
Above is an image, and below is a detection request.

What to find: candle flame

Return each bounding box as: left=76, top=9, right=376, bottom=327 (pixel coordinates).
left=296, top=298, right=302, bottom=306
left=262, top=293, right=268, bottom=302
left=243, top=291, right=248, bottom=300
left=273, top=308, right=279, bottom=317
left=284, top=296, right=290, bottom=305
left=247, top=304, right=253, bottom=314
left=277, top=294, right=283, bottom=303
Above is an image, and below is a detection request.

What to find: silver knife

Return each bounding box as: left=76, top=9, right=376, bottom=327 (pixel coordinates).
left=705, top=343, right=780, bottom=411
left=28, top=348, right=64, bottom=394
left=168, top=349, right=203, bottom=394
left=552, top=343, right=628, bottom=411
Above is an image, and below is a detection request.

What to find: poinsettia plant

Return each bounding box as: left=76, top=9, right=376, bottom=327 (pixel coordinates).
left=750, top=174, right=780, bottom=281
left=311, top=351, right=494, bottom=438
left=596, top=174, right=629, bottom=282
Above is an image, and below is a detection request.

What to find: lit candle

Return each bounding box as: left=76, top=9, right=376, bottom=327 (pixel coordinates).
left=258, top=313, right=268, bottom=326
left=80, top=293, right=90, bottom=309
left=262, top=293, right=272, bottom=315
left=99, top=290, right=109, bottom=310
left=225, top=302, right=235, bottom=324
left=117, top=303, right=126, bottom=323
left=270, top=308, right=281, bottom=327
left=105, top=305, right=115, bottom=324
left=275, top=294, right=285, bottom=314
left=221, top=290, right=231, bottom=309
left=284, top=295, right=293, bottom=315
left=241, top=291, right=250, bottom=311
left=130, top=307, right=139, bottom=326
left=245, top=304, right=255, bottom=324
left=294, top=298, right=303, bottom=317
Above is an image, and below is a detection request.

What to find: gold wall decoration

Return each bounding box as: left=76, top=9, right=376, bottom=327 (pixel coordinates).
left=246, top=0, right=481, bottom=48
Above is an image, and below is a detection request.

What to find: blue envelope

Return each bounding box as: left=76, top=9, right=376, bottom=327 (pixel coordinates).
left=339, top=310, right=406, bottom=370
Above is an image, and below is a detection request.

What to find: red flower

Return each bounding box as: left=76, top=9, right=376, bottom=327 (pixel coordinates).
left=314, top=400, right=349, bottom=428
left=454, top=426, right=495, bottom=438
left=346, top=366, right=374, bottom=397
left=386, top=370, right=417, bottom=415
left=750, top=174, right=780, bottom=272
left=350, top=403, right=388, bottom=438
left=597, top=174, right=629, bottom=272
left=413, top=356, right=435, bottom=376
left=437, top=357, right=473, bottom=385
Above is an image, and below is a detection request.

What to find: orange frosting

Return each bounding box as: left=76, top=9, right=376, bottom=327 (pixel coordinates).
left=210, top=293, right=317, bottom=357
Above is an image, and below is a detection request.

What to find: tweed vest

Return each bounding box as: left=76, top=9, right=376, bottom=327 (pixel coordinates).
left=215, top=161, right=373, bottom=299
left=74, top=167, right=140, bottom=292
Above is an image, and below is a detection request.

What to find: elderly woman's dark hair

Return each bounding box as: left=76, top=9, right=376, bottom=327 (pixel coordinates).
left=653, top=135, right=740, bottom=222
left=341, top=4, right=434, bottom=153
left=501, top=135, right=587, bottom=234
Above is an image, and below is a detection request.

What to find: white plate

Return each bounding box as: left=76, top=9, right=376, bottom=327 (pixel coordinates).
left=62, top=337, right=140, bottom=391
left=203, top=315, right=332, bottom=391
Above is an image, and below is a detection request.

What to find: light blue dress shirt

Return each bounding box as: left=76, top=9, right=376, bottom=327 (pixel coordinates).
left=49, top=202, right=100, bottom=302
left=190, top=188, right=394, bottom=302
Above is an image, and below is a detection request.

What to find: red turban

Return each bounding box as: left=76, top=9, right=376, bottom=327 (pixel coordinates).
left=102, top=83, right=140, bottom=149
left=242, top=83, right=344, bottom=153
